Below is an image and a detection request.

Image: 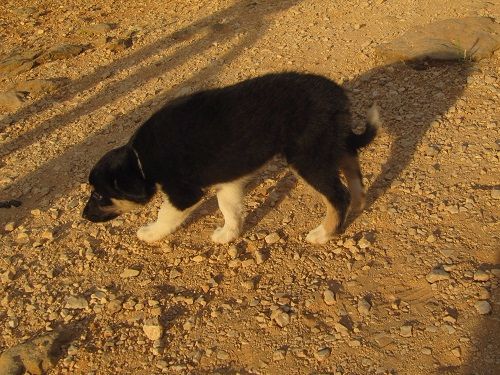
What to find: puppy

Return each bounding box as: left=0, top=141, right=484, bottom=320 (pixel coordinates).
left=82, top=72, right=380, bottom=244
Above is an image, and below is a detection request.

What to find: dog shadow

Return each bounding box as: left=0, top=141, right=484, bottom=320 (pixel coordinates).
left=343, top=59, right=473, bottom=227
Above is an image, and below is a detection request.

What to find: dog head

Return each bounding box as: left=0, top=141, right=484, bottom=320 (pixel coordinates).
left=82, top=145, right=155, bottom=222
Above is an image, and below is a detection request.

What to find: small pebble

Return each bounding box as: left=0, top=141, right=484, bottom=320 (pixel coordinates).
left=265, top=232, right=280, bottom=244
left=451, top=347, right=461, bottom=358
left=216, top=350, right=230, bottom=360
left=314, top=347, right=331, bottom=361
left=323, top=290, right=336, bottom=306
left=254, top=249, right=266, bottom=264
left=120, top=268, right=140, bottom=278
left=143, top=318, right=163, bottom=340
left=400, top=325, right=412, bottom=337
left=227, top=246, right=238, bottom=259
left=421, top=347, right=432, bottom=355
left=357, top=297, right=371, bottom=315
left=272, top=350, right=286, bottom=361
left=192, top=255, right=205, bottom=263
left=473, top=270, right=490, bottom=281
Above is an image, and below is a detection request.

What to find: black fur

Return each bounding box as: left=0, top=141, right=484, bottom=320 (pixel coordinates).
left=83, top=72, right=377, bottom=233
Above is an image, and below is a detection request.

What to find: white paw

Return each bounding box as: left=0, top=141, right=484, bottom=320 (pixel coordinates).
left=306, top=225, right=331, bottom=245
left=137, top=223, right=170, bottom=243
left=211, top=226, right=240, bottom=244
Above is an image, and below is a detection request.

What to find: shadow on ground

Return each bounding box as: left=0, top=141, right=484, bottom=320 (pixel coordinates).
left=0, top=0, right=302, bottom=223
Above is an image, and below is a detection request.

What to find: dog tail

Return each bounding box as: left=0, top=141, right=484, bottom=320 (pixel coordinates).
left=346, top=104, right=381, bottom=150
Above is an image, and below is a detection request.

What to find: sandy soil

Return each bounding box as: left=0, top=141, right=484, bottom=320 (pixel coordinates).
left=0, top=1, right=499, bottom=374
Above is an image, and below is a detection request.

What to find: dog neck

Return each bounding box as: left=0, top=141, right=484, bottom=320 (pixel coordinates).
left=131, top=147, right=146, bottom=180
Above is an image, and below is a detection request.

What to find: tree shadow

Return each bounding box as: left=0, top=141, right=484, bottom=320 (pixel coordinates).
left=0, top=0, right=302, bottom=224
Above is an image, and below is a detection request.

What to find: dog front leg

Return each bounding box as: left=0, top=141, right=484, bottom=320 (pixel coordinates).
left=211, top=178, right=246, bottom=244
left=137, top=195, right=196, bottom=243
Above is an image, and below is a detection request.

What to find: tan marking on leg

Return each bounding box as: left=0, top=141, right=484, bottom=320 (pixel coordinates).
left=322, top=195, right=340, bottom=234
left=306, top=195, right=339, bottom=244
left=340, top=155, right=366, bottom=213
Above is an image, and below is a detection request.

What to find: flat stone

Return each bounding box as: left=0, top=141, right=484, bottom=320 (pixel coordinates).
left=272, top=349, right=285, bottom=361
left=426, top=268, right=450, bottom=283
left=241, top=279, right=255, bottom=290
left=376, top=17, right=500, bottom=62
left=0, top=56, right=36, bottom=75
left=65, top=296, right=88, bottom=309
left=106, top=37, right=133, bottom=52
left=357, top=238, right=371, bottom=249
left=373, top=333, right=393, bottom=347
left=4, top=222, right=15, bottom=232
left=452, top=347, right=461, bottom=358
left=421, top=347, right=432, bottom=355
left=192, top=255, right=205, bottom=263
left=227, top=246, right=238, bottom=259
left=474, top=300, right=491, bottom=315
left=254, top=249, right=266, bottom=264
left=357, top=297, right=371, bottom=315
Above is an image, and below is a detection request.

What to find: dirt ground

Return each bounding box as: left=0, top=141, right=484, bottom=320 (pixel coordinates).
left=0, top=1, right=499, bottom=374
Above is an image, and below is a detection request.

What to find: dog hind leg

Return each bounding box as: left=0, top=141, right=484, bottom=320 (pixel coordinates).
left=293, top=164, right=350, bottom=244
left=340, top=153, right=366, bottom=213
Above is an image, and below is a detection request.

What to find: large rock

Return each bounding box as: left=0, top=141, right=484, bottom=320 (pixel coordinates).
left=0, top=331, right=69, bottom=375
left=377, top=17, right=500, bottom=62
left=0, top=91, right=26, bottom=112
left=14, top=79, right=63, bottom=97
left=36, top=44, right=85, bottom=64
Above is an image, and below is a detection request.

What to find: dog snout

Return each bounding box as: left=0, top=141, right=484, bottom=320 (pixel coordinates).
left=82, top=199, right=117, bottom=222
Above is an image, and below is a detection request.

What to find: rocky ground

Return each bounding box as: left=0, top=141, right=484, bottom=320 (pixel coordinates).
left=0, top=0, right=499, bottom=374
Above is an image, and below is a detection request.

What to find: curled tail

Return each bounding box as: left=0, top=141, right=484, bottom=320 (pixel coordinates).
left=347, top=105, right=381, bottom=151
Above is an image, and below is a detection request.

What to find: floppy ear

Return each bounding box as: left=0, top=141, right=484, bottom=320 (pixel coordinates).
left=114, top=174, right=149, bottom=203
left=113, top=146, right=152, bottom=203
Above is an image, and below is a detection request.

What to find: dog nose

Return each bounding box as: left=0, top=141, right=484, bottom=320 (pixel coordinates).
left=82, top=202, right=92, bottom=220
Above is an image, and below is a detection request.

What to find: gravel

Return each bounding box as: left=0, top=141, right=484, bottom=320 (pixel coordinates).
left=0, top=1, right=498, bottom=374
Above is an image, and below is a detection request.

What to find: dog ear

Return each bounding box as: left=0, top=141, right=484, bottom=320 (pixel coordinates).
left=113, top=147, right=151, bottom=203
left=114, top=174, right=149, bottom=203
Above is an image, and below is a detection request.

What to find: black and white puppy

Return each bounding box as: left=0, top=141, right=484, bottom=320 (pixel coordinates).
left=82, top=72, right=380, bottom=244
